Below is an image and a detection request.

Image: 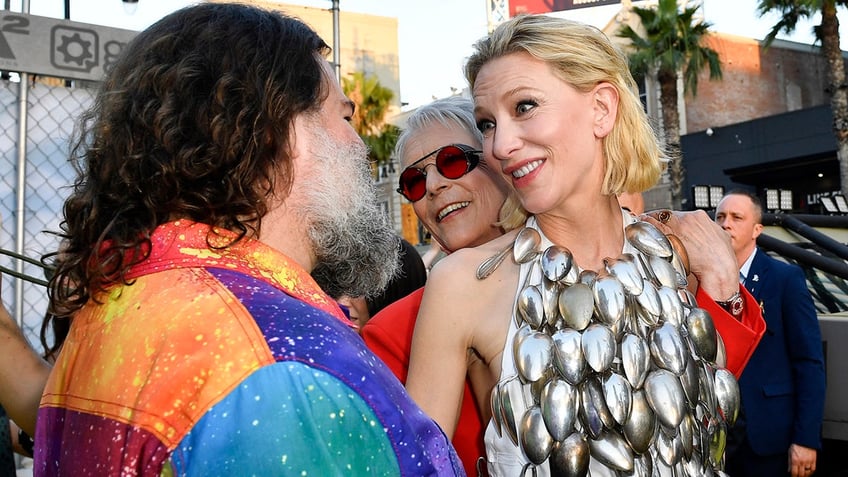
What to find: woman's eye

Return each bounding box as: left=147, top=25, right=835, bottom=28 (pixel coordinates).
left=476, top=120, right=495, bottom=134
left=516, top=101, right=537, bottom=115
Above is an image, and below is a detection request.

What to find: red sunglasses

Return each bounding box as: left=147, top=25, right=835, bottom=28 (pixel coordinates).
left=396, top=144, right=482, bottom=202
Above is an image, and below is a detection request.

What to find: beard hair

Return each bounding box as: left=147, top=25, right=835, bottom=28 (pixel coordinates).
left=305, top=127, right=400, bottom=299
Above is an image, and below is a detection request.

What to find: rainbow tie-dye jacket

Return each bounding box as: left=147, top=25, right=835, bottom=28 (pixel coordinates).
left=34, top=220, right=463, bottom=476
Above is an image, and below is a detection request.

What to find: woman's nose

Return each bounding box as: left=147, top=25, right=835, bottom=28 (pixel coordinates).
left=423, top=163, right=450, bottom=196
left=490, top=122, right=521, bottom=162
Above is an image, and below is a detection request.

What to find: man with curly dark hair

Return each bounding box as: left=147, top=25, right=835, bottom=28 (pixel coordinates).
left=33, top=4, right=462, bottom=476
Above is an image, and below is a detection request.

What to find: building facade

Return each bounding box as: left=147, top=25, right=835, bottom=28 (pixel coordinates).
left=680, top=34, right=844, bottom=213
left=589, top=2, right=845, bottom=212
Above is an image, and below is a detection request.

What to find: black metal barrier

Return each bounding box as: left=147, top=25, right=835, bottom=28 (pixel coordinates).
left=757, top=234, right=848, bottom=280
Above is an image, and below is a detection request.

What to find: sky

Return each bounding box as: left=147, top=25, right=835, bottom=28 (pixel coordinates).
left=9, top=0, right=848, bottom=109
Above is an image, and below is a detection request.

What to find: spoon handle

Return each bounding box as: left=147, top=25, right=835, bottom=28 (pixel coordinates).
left=476, top=242, right=513, bottom=280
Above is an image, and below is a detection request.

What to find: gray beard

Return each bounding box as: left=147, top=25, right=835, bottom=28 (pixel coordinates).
left=306, top=128, right=400, bottom=299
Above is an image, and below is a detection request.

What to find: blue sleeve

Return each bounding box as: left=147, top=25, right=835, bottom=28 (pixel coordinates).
left=170, top=362, right=401, bottom=476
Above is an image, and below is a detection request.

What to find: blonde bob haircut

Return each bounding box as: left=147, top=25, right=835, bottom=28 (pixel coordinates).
left=465, top=14, right=666, bottom=195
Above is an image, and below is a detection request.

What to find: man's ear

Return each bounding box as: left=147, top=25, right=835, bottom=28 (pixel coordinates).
left=753, top=222, right=764, bottom=239
left=592, top=82, right=619, bottom=138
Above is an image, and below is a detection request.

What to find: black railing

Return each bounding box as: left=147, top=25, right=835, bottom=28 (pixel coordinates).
left=758, top=213, right=848, bottom=314
left=0, top=249, right=50, bottom=287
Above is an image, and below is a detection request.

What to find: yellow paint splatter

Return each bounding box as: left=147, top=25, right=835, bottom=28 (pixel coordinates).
left=180, top=247, right=223, bottom=260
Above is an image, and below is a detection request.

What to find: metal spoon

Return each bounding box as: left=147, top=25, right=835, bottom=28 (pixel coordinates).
left=476, top=227, right=541, bottom=279
left=476, top=241, right=514, bottom=280
left=625, top=221, right=673, bottom=258
left=623, top=389, right=657, bottom=454
left=644, top=369, right=687, bottom=429
left=518, top=285, right=545, bottom=329
left=687, top=307, right=718, bottom=364
left=558, top=282, right=594, bottom=331
left=588, top=430, right=635, bottom=472
left=519, top=405, right=554, bottom=465
left=514, top=227, right=543, bottom=263
left=649, top=322, right=688, bottom=376
left=540, top=378, right=577, bottom=441
left=549, top=433, right=590, bottom=477
left=621, top=333, right=651, bottom=389
left=552, top=328, right=587, bottom=385
left=714, top=368, right=740, bottom=426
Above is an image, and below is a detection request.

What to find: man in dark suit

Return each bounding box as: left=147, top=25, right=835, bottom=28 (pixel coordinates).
left=715, top=190, right=826, bottom=477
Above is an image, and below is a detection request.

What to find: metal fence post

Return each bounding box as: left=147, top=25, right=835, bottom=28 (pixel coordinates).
left=14, top=73, right=28, bottom=329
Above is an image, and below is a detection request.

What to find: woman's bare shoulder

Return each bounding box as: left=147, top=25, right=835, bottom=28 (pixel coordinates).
left=428, top=230, right=520, bottom=279
left=419, top=230, right=521, bottom=326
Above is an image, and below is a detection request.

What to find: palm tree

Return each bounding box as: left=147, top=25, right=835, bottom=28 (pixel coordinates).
left=756, top=0, right=848, bottom=195
left=342, top=72, right=400, bottom=167
left=618, top=0, right=722, bottom=209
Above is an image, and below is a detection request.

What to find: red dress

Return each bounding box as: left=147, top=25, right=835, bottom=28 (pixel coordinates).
left=362, top=287, right=485, bottom=477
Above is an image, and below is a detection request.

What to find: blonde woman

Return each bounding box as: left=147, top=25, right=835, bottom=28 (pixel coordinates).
left=407, top=15, right=764, bottom=476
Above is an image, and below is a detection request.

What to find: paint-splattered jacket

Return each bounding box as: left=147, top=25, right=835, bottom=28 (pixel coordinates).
left=35, top=220, right=463, bottom=476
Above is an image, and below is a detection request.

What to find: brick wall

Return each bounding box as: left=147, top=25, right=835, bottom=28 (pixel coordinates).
left=685, top=33, right=834, bottom=134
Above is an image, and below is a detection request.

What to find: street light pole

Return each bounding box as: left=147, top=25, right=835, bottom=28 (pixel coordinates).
left=122, top=0, right=138, bottom=15
left=332, top=0, right=340, bottom=82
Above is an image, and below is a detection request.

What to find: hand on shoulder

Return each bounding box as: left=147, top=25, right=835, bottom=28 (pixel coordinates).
left=641, top=210, right=739, bottom=300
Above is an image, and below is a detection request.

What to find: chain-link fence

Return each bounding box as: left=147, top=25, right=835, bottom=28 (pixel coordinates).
left=1, top=77, right=94, bottom=346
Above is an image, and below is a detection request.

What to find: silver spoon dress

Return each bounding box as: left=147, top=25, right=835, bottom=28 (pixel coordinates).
left=484, top=216, right=738, bottom=476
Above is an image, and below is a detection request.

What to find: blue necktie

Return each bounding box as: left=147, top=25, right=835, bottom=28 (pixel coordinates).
left=739, top=272, right=746, bottom=286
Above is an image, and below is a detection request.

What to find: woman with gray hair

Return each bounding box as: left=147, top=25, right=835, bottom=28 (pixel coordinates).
left=363, top=95, right=519, bottom=476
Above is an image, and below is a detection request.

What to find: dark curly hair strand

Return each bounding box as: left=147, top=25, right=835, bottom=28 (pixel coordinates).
left=45, top=4, right=331, bottom=327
